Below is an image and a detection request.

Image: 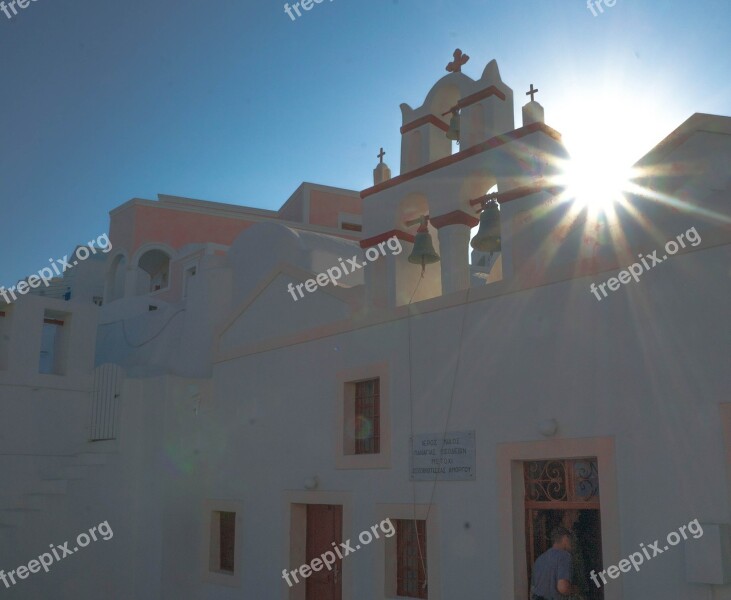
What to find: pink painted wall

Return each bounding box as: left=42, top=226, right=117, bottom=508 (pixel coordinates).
left=110, top=204, right=256, bottom=259
left=309, top=190, right=362, bottom=229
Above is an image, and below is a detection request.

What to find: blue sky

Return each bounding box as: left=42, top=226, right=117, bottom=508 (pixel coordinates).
left=1, top=0, right=729, bottom=284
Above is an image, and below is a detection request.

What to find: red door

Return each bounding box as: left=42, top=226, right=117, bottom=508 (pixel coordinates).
left=306, top=504, right=343, bottom=600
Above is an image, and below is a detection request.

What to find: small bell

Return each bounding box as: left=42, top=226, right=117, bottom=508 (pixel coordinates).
left=408, top=216, right=440, bottom=272
left=471, top=197, right=501, bottom=252
left=446, top=110, right=460, bottom=141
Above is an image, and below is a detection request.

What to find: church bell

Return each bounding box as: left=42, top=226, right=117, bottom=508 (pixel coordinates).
left=446, top=110, right=460, bottom=141
left=471, top=197, right=501, bottom=252
left=408, top=217, right=440, bottom=270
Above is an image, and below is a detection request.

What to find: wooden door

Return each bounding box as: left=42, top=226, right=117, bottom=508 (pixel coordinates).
left=306, top=504, right=342, bottom=600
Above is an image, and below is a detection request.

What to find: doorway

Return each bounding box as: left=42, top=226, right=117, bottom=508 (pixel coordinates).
left=524, top=458, right=603, bottom=600
left=305, top=504, right=342, bottom=600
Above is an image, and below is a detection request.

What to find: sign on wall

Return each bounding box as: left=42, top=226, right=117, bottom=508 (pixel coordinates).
left=410, top=430, right=476, bottom=481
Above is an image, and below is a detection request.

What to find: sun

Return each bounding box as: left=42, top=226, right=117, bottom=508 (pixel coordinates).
left=551, top=91, right=666, bottom=217
left=562, top=150, right=633, bottom=215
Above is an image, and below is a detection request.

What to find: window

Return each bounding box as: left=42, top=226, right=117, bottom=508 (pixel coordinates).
left=203, top=500, right=241, bottom=587
left=396, top=519, right=428, bottom=599
left=354, top=379, right=380, bottom=454
left=341, top=222, right=362, bottom=232
left=336, top=365, right=390, bottom=469
left=209, top=510, right=236, bottom=575
left=92, top=296, right=103, bottom=307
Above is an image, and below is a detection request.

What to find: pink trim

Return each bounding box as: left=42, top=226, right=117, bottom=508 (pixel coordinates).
left=430, top=210, right=479, bottom=229
left=457, top=85, right=506, bottom=109
left=362, top=123, right=562, bottom=198
left=400, top=114, right=450, bottom=135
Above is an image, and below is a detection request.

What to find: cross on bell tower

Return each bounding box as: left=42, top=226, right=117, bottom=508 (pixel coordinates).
left=522, top=83, right=545, bottom=126
left=373, top=146, right=391, bottom=186
left=446, top=49, right=470, bottom=73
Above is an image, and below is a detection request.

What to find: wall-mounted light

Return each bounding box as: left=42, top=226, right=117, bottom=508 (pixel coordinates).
left=303, top=476, right=319, bottom=490
left=538, top=419, right=558, bottom=437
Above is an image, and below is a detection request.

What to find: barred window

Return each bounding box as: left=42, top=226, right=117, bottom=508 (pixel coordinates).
left=354, top=379, right=380, bottom=454
left=396, top=519, right=428, bottom=598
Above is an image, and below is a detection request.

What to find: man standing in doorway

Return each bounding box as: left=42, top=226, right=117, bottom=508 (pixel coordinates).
left=530, top=527, right=580, bottom=600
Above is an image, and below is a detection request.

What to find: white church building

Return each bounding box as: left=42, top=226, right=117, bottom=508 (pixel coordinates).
left=0, top=51, right=730, bottom=600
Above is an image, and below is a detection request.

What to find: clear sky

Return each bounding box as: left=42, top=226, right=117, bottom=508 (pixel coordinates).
left=1, top=0, right=729, bottom=285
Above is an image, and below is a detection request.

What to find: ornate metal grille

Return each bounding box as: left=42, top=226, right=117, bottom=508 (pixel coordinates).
left=524, top=458, right=599, bottom=508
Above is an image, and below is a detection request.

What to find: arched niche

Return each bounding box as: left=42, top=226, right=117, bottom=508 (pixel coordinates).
left=133, top=245, right=175, bottom=295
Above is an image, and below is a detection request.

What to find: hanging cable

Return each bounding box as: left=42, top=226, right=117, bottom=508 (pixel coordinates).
left=408, top=272, right=472, bottom=593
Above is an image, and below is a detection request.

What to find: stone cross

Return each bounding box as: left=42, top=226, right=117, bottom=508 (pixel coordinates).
left=446, top=49, right=470, bottom=73
left=526, top=84, right=539, bottom=102
left=377, top=147, right=386, bottom=164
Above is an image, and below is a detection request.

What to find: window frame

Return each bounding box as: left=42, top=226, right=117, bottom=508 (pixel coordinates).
left=374, top=503, right=440, bottom=600
left=395, top=519, right=428, bottom=598
left=335, top=363, right=391, bottom=470
left=202, top=500, right=242, bottom=587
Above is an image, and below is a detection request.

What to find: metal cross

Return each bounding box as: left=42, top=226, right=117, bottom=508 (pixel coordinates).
left=446, top=49, right=470, bottom=73
left=377, top=147, right=386, bottom=164
left=526, top=84, right=539, bottom=102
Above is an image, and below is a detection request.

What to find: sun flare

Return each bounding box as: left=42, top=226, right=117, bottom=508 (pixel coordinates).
left=552, top=91, right=669, bottom=217
left=563, top=153, right=633, bottom=215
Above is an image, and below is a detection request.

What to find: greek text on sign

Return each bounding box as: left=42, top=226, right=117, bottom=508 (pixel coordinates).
left=410, top=431, right=475, bottom=481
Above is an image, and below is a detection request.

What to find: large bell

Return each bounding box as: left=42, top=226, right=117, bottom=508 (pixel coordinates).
left=408, top=218, right=440, bottom=268
left=446, top=111, right=460, bottom=141
left=471, top=199, right=501, bottom=252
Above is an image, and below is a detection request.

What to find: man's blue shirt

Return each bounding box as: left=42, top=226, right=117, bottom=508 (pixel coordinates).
left=531, top=547, right=572, bottom=599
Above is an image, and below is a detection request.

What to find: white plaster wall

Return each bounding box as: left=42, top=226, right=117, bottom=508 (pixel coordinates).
left=119, top=241, right=731, bottom=600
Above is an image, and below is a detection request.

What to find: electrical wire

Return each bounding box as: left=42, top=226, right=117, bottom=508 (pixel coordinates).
left=408, top=271, right=472, bottom=594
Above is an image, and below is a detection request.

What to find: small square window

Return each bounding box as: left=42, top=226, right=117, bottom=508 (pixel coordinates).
left=396, top=519, right=428, bottom=598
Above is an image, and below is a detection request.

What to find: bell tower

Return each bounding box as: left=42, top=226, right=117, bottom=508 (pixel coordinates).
left=360, top=51, right=568, bottom=307
left=399, top=50, right=515, bottom=173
